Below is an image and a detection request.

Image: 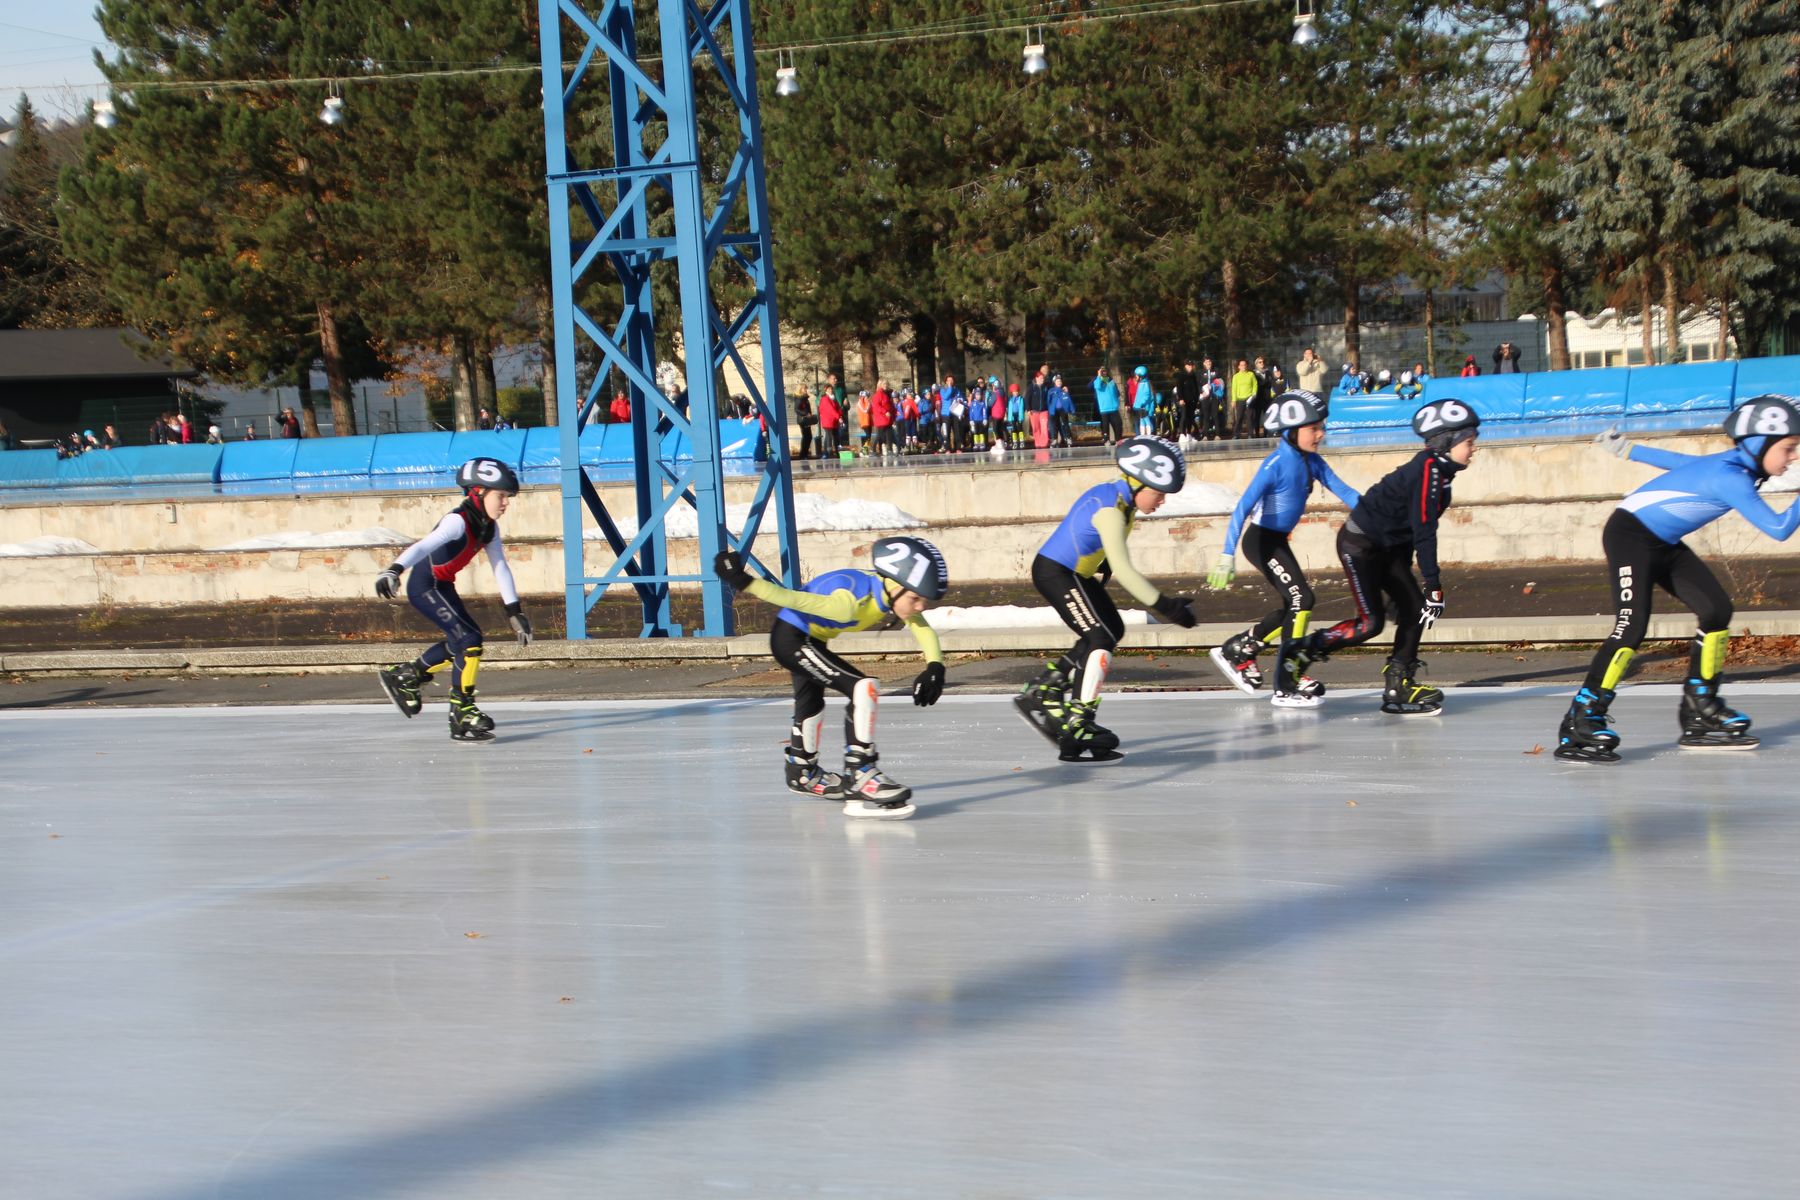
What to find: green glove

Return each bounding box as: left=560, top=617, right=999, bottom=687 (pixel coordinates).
left=1206, top=552, right=1236, bottom=591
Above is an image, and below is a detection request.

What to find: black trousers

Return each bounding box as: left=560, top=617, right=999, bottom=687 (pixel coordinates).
left=408, top=568, right=483, bottom=692
left=770, top=620, right=869, bottom=749
left=1242, top=525, right=1315, bottom=645
left=797, top=421, right=815, bottom=458
left=1032, top=554, right=1124, bottom=696
left=1314, top=527, right=1426, bottom=666
left=1580, top=509, right=1733, bottom=692
left=1099, top=411, right=1123, bottom=444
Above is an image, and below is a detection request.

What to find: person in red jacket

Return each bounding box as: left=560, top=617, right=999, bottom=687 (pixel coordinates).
left=609, top=391, right=631, bottom=423
left=818, top=388, right=843, bottom=457
left=870, top=383, right=896, bottom=462
left=1458, top=356, right=1479, bottom=378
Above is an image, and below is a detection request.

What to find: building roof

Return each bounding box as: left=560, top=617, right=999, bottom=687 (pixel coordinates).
left=0, top=328, right=199, bottom=382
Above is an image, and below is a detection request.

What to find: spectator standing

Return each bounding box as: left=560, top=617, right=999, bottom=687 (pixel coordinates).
left=870, top=382, right=896, bottom=462
left=205, top=424, right=224, bottom=445
left=936, top=374, right=964, bottom=454
left=243, top=423, right=258, bottom=441
left=177, top=414, right=195, bottom=444
left=1093, top=366, right=1122, bottom=445
left=1026, top=365, right=1051, bottom=450
left=1174, top=360, right=1201, bottom=441
left=148, top=412, right=168, bottom=444
left=1459, top=355, right=1480, bottom=378
left=1196, top=357, right=1224, bottom=440
left=854, top=390, right=871, bottom=454
left=477, top=407, right=494, bottom=430
left=610, top=391, right=631, bottom=424
left=1492, top=341, right=1523, bottom=374
left=793, top=390, right=816, bottom=459
left=990, top=384, right=1008, bottom=451
left=101, top=424, right=121, bottom=449
left=1131, top=366, right=1155, bottom=436
left=0, top=419, right=13, bottom=451
left=1004, top=383, right=1024, bottom=448
left=1252, top=356, right=1277, bottom=437
left=818, top=387, right=842, bottom=457
left=899, top=389, right=921, bottom=453
left=1229, top=359, right=1258, bottom=438
left=1049, top=374, right=1074, bottom=447
left=279, top=407, right=302, bottom=439
left=1296, top=348, right=1327, bottom=395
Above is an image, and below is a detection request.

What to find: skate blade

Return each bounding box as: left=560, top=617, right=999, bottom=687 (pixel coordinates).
left=1058, top=748, right=1126, bottom=764
left=1381, top=706, right=1443, bottom=717
left=1677, top=736, right=1760, bottom=752
left=842, top=800, right=915, bottom=820
left=1553, top=745, right=1622, bottom=764
left=1207, top=647, right=1259, bottom=696
left=787, top=782, right=845, bottom=799
left=450, top=729, right=496, bottom=742
left=1013, top=695, right=1067, bottom=745
left=1271, top=695, right=1322, bottom=710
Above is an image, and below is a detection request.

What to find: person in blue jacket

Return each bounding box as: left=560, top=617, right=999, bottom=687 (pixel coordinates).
left=1016, top=437, right=1197, bottom=762
left=714, top=536, right=951, bottom=817
left=1555, top=395, right=1800, bottom=762
left=1131, top=366, right=1156, bottom=436
left=1093, top=367, right=1123, bottom=446
left=1206, top=390, right=1362, bottom=707
left=1049, top=374, right=1075, bottom=447
left=1006, top=383, right=1027, bottom=448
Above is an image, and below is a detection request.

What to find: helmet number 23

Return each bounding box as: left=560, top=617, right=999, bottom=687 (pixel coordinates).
left=1118, top=443, right=1175, bottom=487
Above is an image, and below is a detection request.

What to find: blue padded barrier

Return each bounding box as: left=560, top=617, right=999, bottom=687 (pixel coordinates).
left=1731, top=354, right=1800, bottom=399
left=91, top=444, right=223, bottom=485
left=293, top=435, right=378, bottom=491
left=1323, top=390, right=1409, bottom=428
left=0, top=448, right=60, bottom=488
left=218, top=439, right=301, bottom=484
left=1626, top=361, right=1736, bottom=414
left=368, top=432, right=455, bottom=483
left=1421, top=375, right=1528, bottom=423
left=1523, top=367, right=1628, bottom=420
left=54, top=448, right=132, bottom=485
left=447, top=429, right=528, bottom=475
left=520, top=426, right=564, bottom=486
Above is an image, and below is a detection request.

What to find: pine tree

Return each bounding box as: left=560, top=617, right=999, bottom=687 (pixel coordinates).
left=0, top=97, right=120, bottom=329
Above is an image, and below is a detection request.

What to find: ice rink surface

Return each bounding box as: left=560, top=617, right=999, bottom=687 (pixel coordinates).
left=7, top=686, right=1800, bottom=1199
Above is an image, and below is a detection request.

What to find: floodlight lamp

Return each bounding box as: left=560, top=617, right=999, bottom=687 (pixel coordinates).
left=319, top=95, right=345, bottom=126
left=93, top=99, right=117, bottom=129
left=775, top=65, right=799, bottom=97
left=1023, top=43, right=1048, bottom=74
left=1293, top=0, right=1320, bottom=45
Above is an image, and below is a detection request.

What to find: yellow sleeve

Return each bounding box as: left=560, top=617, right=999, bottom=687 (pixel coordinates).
left=906, top=614, right=944, bottom=664
left=1092, top=506, right=1161, bottom=608
left=744, top=578, right=859, bottom=623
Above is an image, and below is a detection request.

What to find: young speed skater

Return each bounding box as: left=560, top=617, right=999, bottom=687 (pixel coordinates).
left=1555, top=395, right=1800, bottom=763
left=1016, top=436, right=1198, bottom=762
left=1206, top=389, right=1362, bottom=708
left=713, top=536, right=951, bottom=820
left=374, top=458, right=534, bottom=741
left=1292, top=398, right=1480, bottom=715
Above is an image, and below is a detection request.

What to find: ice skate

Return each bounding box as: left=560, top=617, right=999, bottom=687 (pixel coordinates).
left=840, top=750, right=915, bottom=819
left=1677, top=681, right=1759, bottom=751
left=1270, top=648, right=1323, bottom=709
left=1380, top=659, right=1443, bottom=716
left=1554, top=687, right=1622, bottom=763
left=785, top=750, right=845, bottom=799
left=1014, top=665, right=1072, bottom=745
left=1057, top=699, right=1123, bottom=763
left=1208, top=632, right=1264, bottom=695
left=378, top=662, right=425, bottom=718
left=448, top=690, right=496, bottom=741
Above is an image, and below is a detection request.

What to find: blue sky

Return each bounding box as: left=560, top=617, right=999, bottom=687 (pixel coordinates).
left=0, top=6, right=111, bottom=124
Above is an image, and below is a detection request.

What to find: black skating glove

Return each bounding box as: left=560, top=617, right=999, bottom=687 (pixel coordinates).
left=1151, top=593, right=1198, bottom=629
left=505, top=601, right=533, bottom=647
left=712, top=549, right=754, bottom=590
left=1420, top=589, right=1444, bottom=630
left=912, top=661, right=945, bottom=706
left=374, top=563, right=403, bottom=601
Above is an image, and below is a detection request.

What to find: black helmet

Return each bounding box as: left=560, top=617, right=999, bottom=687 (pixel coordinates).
left=871, top=535, right=949, bottom=601
left=1115, top=435, right=1187, bottom=494
left=1724, top=395, right=1800, bottom=474
left=1411, top=399, right=1480, bottom=452
left=455, top=457, right=520, bottom=495
left=1264, top=389, right=1329, bottom=440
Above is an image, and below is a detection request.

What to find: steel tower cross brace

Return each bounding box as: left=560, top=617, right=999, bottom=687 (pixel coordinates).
left=537, top=0, right=801, bottom=638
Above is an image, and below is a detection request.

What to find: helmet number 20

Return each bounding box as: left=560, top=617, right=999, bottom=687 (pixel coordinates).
left=1119, top=443, right=1175, bottom=487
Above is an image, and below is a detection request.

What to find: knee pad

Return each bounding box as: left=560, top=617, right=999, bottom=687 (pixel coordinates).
left=458, top=644, right=483, bottom=693
left=850, top=677, right=880, bottom=745
left=1289, top=608, right=1312, bottom=640
left=1696, top=629, right=1730, bottom=680
left=1600, top=646, right=1636, bottom=691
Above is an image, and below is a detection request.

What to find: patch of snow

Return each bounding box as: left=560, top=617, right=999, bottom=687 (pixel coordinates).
left=0, top=536, right=100, bottom=557
left=590, top=493, right=924, bottom=541
left=929, top=603, right=1149, bottom=631
left=211, top=528, right=414, bottom=551
left=1767, top=465, right=1800, bottom=493
left=1142, top=480, right=1239, bottom=519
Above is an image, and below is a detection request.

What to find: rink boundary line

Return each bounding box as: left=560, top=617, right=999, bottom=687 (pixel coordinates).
left=3, top=610, right=1797, bottom=675
left=8, top=683, right=1800, bottom=721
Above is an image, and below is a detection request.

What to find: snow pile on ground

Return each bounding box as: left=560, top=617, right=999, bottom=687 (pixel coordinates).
left=1767, top=465, right=1800, bottom=493
left=591, top=493, right=925, bottom=541
left=928, top=604, right=1149, bottom=631
left=0, top=536, right=101, bottom=557
left=210, top=528, right=414, bottom=551
left=1142, top=480, right=1238, bottom=519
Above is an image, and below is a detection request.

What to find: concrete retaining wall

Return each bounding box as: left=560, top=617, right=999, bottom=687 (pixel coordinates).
left=3, top=432, right=1794, bottom=609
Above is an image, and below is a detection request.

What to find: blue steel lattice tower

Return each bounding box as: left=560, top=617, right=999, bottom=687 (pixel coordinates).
left=537, top=0, right=801, bottom=637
